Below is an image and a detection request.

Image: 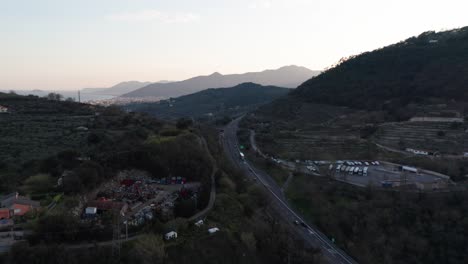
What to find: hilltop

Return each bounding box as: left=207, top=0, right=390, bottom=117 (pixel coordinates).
left=292, top=27, right=468, bottom=112
left=121, top=65, right=319, bottom=98
left=125, top=82, right=289, bottom=120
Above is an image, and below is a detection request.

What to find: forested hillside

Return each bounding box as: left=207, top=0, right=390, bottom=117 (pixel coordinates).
left=293, top=27, right=468, bottom=111
left=125, top=83, right=289, bottom=120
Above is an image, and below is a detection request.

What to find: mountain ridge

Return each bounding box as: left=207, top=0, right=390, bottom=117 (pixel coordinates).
left=81, top=81, right=153, bottom=96
left=124, top=82, right=289, bottom=119
left=121, top=65, right=319, bottom=98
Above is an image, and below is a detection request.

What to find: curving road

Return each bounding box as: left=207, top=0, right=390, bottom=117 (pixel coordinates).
left=222, top=117, right=357, bottom=264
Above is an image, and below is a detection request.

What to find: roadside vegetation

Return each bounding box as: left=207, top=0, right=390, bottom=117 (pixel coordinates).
left=286, top=174, right=468, bottom=264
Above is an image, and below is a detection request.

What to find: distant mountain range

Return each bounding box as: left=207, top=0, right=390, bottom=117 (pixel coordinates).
left=81, top=81, right=153, bottom=96
left=121, top=65, right=319, bottom=98
left=124, top=82, right=289, bottom=119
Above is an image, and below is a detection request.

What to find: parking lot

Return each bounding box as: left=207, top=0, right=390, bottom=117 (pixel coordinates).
left=332, top=161, right=450, bottom=190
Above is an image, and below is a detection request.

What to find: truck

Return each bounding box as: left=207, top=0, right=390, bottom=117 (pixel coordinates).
left=402, top=166, right=418, bottom=173
left=239, top=152, right=245, bottom=160
left=363, top=167, right=368, bottom=176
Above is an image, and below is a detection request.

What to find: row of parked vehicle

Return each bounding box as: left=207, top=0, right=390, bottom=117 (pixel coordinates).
left=337, top=160, right=380, bottom=166
left=336, top=165, right=368, bottom=176
left=335, top=161, right=380, bottom=176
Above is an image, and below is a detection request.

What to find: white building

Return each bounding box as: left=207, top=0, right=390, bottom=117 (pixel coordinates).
left=194, top=220, right=204, bottom=227
left=164, top=231, right=177, bottom=240
left=0, top=105, right=8, bottom=113
left=85, top=207, right=97, bottom=215
left=208, top=227, right=220, bottom=234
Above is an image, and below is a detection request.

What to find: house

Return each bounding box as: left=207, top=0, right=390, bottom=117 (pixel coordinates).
left=85, top=207, right=97, bottom=215
left=164, top=231, right=177, bottom=240
left=10, top=199, right=41, bottom=216
left=194, top=219, right=204, bottom=227
left=0, top=105, right=8, bottom=113
left=0, top=192, right=40, bottom=216
left=0, top=208, right=12, bottom=219
left=208, top=227, right=220, bottom=234
left=0, top=192, right=19, bottom=208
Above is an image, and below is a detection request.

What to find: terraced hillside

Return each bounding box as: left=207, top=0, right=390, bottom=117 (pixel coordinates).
left=256, top=125, right=375, bottom=160
left=0, top=94, right=97, bottom=165
left=0, top=114, right=92, bottom=163
left=372, top=121, right=466, bottom=154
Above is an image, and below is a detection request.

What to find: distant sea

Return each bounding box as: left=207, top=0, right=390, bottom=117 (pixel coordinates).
left=1, top=90, right=115, bottom=102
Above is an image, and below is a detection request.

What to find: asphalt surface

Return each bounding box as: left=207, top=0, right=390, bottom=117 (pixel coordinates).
left=222, top=117, right=357, bottom=264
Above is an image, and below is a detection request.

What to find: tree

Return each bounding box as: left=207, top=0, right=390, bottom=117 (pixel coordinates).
left=21, top=173, right=55, bottom=195
left=174, top=198, right=197, bottom=218
left=176, top=118, right=193, bottom=130
left=46, top=92, right=63, bottom=101
left=134, top=235, right=166, bottom=264
left=241, top=232, right=257, bottom=252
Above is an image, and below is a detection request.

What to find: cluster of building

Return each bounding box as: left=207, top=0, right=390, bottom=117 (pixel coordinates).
left=81, top=171, right=195, bottom=228
left=0, top=192, right=40, bottom=230
left=88, top=96, right=164, bottom=107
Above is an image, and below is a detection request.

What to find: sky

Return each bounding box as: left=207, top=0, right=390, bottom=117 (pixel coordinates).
left=1, top=0, right=468, bottom=90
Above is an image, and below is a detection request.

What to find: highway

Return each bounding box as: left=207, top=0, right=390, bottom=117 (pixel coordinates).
left=222, top=117, right=357, bottom=264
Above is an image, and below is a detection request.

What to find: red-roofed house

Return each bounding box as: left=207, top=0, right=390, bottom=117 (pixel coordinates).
left=11, top=203, right=35, bottom=216
left=0, top=192, right=41, bottom=217
left=0, top=208, right=12, bottom=219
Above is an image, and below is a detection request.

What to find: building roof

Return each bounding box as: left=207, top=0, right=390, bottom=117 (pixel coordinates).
left=0, top=192, right=18, bottom=207
left=87, top=200, right=126, bottom=211
left=0, top=208, right=11, bottom=219
left=11, top=204, right=35, bottom=216
left=14, top=198, right=40, bottom=208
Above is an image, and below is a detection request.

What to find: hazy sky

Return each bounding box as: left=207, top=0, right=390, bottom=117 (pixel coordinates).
left=1, top=0, right=468, bottom=90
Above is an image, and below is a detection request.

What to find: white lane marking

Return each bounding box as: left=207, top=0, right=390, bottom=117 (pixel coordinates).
left=233, top=146, right=355, bottom=264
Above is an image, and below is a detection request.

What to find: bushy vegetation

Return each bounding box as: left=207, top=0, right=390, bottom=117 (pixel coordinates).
left=286, top=174, right=468, bottom=264
left=0, top=93, right=213, bottom=196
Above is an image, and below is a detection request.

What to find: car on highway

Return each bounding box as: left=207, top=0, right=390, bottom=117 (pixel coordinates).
left=300, top=222, right=307, bottom=228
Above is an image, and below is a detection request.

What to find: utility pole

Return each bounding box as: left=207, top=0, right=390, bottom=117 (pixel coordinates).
left=125, top=220, right=128, bottom=239
left=112, top=207, right=122, bottom=261
left=78, top=90, right=81, bottom=103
